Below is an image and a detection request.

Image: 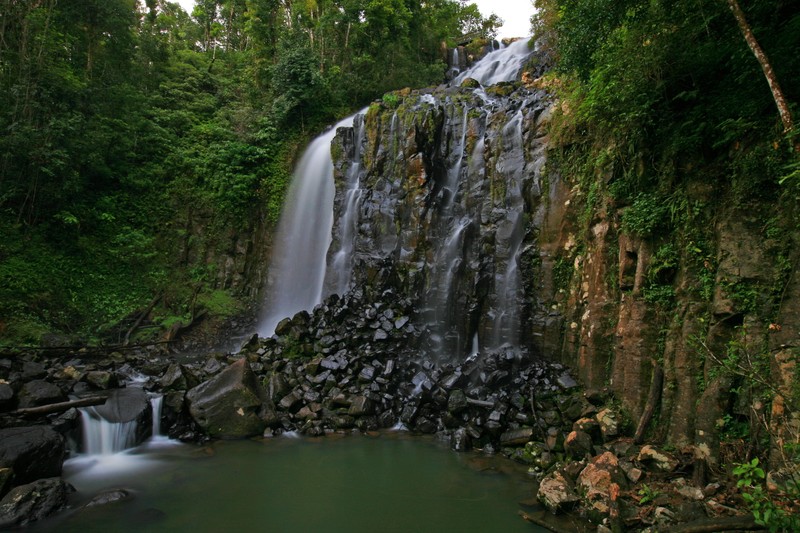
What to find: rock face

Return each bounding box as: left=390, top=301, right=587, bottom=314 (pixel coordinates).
left=0, top=427, right=65, bottom=486
left=327, top=51, right=550, bottom=360
left=186, top=358, right=274, bottom=438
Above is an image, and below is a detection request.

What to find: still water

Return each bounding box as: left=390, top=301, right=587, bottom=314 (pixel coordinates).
left=37, top=433, right=547, bottom=532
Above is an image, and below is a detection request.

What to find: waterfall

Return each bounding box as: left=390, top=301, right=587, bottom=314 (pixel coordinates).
left=79, top=407, right=139, bottom=455
left=331, top=113, right=368, bottom=294
left=150, top=394, right=163, bottom=437
left=452, top=38, right=532, bottom=86
left=258, top=113, right=359, bottom=336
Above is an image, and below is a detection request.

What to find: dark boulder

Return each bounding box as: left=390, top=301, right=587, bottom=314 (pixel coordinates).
left=17, top=380, right=66, bottom=408
left=0, top=384, right=14, bottom=412
left=186, top=359, right=273, bottom=438
left=0, top=426, right=65, bottom=485
left=0, top=478, right=73, bottom=527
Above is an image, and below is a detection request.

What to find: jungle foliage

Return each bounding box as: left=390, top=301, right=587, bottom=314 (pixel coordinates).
left=0, top=0, right=499, bottom=344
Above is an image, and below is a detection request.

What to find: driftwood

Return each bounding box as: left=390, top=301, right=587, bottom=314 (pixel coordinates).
left=634, top=360, right=664, bottom=444
left=465, top=397, right=494, bottom=409
left=669, top=515, right=765, bottom=533
left=11, top=396, right=106, bottom=417
left=123, top=292, right=162, bottom=346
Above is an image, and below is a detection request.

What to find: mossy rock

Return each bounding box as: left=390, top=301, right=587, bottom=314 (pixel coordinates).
left=460, top=78, right=481, bottom=89
left=485, top=82, right=518, bottom=97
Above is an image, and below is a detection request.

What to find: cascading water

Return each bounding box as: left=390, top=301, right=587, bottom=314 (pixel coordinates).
left=330, top=113, right=368, bottom=295
left=258, top=114, right=359, bottom=336
left=79, top=407, right=139, bottom=455
left=452, top=38, right=532, bottom=87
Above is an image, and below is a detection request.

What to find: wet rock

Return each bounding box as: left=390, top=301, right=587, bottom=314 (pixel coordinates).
left=266, top=373, right=292, bottom=403
left=538, top=471, right=579, bottom=514
left=576, top=452, right=628, bottom=522
left=85, top=371, right=119, bottom=390
left=203, top=358, right=223, bottom=375
left=447, top=390, right=468, bottom=414
left=545, top=427, right=564, bottom=452
left=572, top=417, right=602, bottom=443
left=17, top=380, right=66, bottom=408
left=450, top=428, right=472, bottom=451
left=348, top=396, right=374, bottom=416
left=186, top=359, right=272, bottom=438
left=0, top=478, right=73, bottom=527
left=95, top=388, right=151, bottom=425
left=673, top=478, right=704, bottom=501
left=159, top=364, right=199, bottom=392
left=557, top=373, right=578, bottom=390
left=0, top=384, right=13, bottom=412
left=278, top=392, right=303, bottom=412
left=637, top=445, right=678, bottom=473
left=0, top=426, right=65, bottom=485
left=564, top=430, right=594, bottom=459
left=20, top=362, right=46, bottom=381
left=358, top=366, right=375, bottom=382
left=595, top=408, right=619, bottom=440
left=415, top=417, right=437, bottom=434
left=84, top=488, right=132, bottom=508
left=500, top=427, right=534, bottom=447
left=331, top=415, right=355, bottom=429
left=0, top=468, right=12, bottom=498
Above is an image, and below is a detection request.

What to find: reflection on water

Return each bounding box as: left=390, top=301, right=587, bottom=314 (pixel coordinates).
left=35, top=433, right=547, bottom=532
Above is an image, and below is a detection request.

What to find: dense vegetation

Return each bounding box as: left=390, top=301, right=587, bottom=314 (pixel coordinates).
left=0, top=0, right=499, bottom=344
left=534, top=0, right=800, bottom=528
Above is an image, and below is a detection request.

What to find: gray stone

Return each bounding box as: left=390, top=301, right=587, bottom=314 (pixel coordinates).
left=557, top=373, right=578, bottom=389
left=537, top=471, right=579, bottom=514
left=84, top=488, right=132, bottom=508
left=450, top=428, right=472, bottom=452
left=348, top=396, right=374, bottom=416
left=564, top=430, right=594, bottom=459
left=637, top=445, right=679, bottom=473
left=0, top=478, right=73, bottom=527
left=85, top=371, right=119, bottom=390
left=0, top=384, right=13, bottom=411
left=17, top=380, right=66, bottom=408
left=0, top=426, right=65, bottom=485
left=186, top=359, right=272, bottom=438
left=500, top=427, right=534, bottom=447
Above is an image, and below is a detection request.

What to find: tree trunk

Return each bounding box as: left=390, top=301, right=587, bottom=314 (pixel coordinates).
left=726, top=0, right=793, bottom=132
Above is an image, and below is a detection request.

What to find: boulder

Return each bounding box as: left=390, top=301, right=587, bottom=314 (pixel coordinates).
left=595, top=408, right=619, bottom=440
left=500, top=427, right=534, bottom=447
left=159, top=364, right=199, bottom=392
left=637, top=445, right=678, bottom=473
left=84, top=488, right=132, bottom=508
left=0, top=478, right=73, bottom=527
left=450, top=428, right=472, bottom=452
left=538, top=471, right=579, bottom=514
left=348, top=396, right=374, bottom=416
left=17, top=381, right=66, bottom=408
left=564, top=430, right=594, bottom=459
left=84, top=371, right=119, bottom=390
left=186, top=359, right=273, bottom=438
left=94, top=388, right=150, bottom=423
left=576, top=452, right=628, bottom=522
left=0, top=426, right=65, bottom=485
left=0, top=384, right=14, bottom=411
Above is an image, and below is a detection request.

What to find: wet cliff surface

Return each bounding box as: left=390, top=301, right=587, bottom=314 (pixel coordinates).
left=323, top=46, right=800, bottom=469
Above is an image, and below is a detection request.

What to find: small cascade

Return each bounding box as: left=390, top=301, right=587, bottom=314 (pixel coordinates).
left=331, top=113, right=368, bottom=294
left=452, top=38, right=533, bottom=86
left=258, top=113, right=358, bottom=335
left=79, top=407, right=139, bottom=455
left=150, top=394, right=163, bottom=437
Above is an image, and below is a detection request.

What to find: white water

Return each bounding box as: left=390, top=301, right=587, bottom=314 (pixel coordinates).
left=259, top=113, right=360, bottom=335
left=331, top=113, right=368, bottom=294
left=79, top=407, right=139, bottom=455
left=453, top=38, right=532, bottom=86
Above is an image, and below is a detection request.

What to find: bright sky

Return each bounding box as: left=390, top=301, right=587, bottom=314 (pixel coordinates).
left=174, top=1, right=533, bottom=39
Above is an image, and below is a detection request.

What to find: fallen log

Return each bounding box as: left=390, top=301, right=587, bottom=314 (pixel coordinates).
left=669, top=515, right=765, bottom=533
left=11, top=396, right=107, bottom=417
left=634, top=360, right=664, bottom=444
